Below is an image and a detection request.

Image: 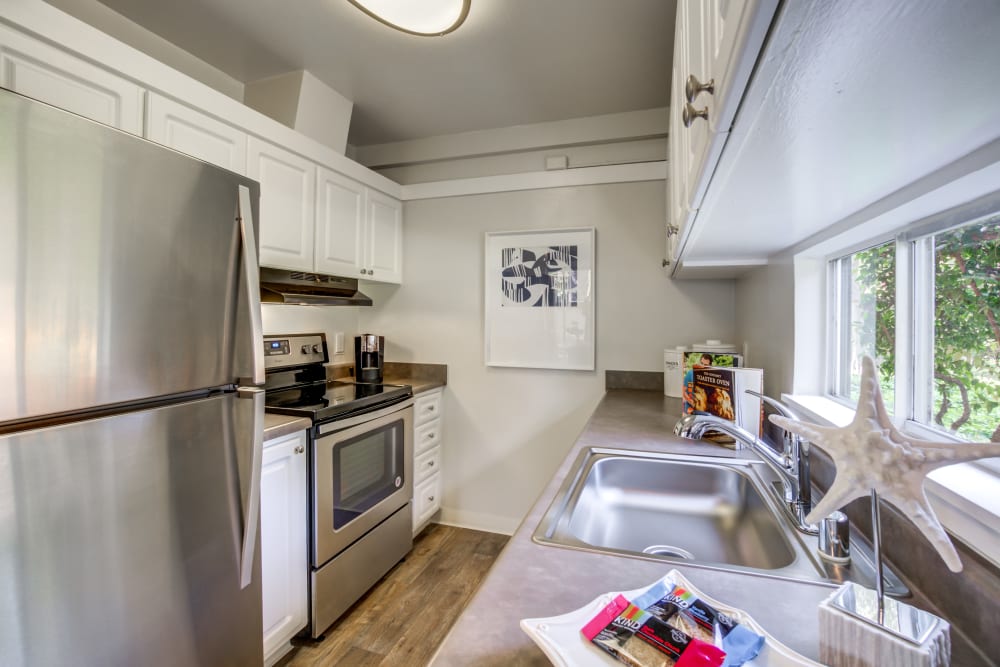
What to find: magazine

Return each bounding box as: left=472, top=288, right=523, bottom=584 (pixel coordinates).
left=682, top=365, right=764, bottom=438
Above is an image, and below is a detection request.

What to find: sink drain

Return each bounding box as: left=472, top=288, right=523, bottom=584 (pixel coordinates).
left=642, top=544, right=695, bottom=560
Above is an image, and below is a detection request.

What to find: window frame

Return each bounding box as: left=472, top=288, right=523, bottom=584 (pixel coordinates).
left=802, top=190, right=1000, bottom=568
left=825, top=195, right=1000, bottom=448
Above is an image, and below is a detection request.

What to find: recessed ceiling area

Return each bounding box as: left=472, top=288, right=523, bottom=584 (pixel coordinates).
left=83, top=0, right=674, bottom=147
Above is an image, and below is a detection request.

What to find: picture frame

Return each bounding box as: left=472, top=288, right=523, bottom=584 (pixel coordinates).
left=484, top=227, right=595, bottom=370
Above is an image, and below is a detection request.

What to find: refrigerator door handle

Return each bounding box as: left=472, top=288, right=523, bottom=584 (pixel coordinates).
left=237, top=185, right=265, bottom=386
left=238, top=387, right=265, bottom=589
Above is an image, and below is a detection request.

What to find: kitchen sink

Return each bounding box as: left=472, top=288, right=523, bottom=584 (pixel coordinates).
left=533, top=447, right=909, bottom=594
left=561, top=454, right=795, bottom=569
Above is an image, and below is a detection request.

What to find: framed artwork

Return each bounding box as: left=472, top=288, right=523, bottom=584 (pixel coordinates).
left=484, top=227, right=595, bottom=370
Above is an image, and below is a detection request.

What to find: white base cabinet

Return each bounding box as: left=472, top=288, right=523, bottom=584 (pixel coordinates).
left=412, top=388, right=443, bottom=534
left=261, top=430, right=308, bottom=667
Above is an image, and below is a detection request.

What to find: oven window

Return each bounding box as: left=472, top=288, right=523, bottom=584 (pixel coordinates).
left=331, top=420, right=404, bottom=530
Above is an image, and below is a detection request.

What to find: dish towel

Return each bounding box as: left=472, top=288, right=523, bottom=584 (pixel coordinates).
left=817, top=585, right=950, bottom=667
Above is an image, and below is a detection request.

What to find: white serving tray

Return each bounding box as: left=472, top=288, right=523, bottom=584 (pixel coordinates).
left=520, top=569, right=824, bottom=667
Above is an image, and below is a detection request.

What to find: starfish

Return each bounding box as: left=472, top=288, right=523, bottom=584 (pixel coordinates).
left=769, top=356, right=1000, bottom=573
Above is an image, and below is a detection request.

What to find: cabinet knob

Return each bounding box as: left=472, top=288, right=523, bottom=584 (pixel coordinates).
left=428, top=495, right=435, bottom=502
left=685, top=74, right=715, bottom=102
left=294, top=445, right=305, bottom=454
left=428, top=460, right=435, bottom=467
left=682, top=103, right=709, bottom=128
left=666, top=224, right=679, bottom=237
left=369, top=269, right=374, bottom=276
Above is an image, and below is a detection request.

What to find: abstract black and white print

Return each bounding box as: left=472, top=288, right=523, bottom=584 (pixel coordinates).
left=499, top=245, right=578, bottom=307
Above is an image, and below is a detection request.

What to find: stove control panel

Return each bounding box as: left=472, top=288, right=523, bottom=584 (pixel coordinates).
left=263, top=333, right=327, bottom=370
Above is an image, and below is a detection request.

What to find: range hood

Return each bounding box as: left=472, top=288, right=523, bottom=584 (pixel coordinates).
left=259, top=268, right=373, bottom=306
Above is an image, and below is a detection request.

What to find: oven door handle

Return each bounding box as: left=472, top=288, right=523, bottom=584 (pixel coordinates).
left=314, top=397, right=415, bottom=437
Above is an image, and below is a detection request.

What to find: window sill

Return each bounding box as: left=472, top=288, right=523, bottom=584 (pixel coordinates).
left=783, top=393, right=1000, bottom=570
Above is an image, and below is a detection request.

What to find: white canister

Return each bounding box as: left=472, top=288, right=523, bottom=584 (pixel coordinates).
left=664, top=346, right=688, bottom=397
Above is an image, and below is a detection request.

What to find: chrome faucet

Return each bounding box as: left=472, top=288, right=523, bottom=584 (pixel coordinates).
left=673, top=392, right=816, bottom=534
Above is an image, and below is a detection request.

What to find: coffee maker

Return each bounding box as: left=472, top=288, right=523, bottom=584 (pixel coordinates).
left=354, top=334, right=385, bottom=384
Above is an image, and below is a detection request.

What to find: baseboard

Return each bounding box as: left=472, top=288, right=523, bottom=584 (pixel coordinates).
left=436, top=506, right=520, bottom=536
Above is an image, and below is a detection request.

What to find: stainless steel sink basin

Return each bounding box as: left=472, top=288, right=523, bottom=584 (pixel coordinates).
left=534, top=447, right=910, bottom=594
left=561, top=455, right=795, bottom=569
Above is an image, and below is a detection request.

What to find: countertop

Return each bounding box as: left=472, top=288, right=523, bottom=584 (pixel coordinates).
left=263, top=412, right=311, bottom=441
left=429, top=390, right=837, bottom=666
left=385, top=375, right=445, bottom=396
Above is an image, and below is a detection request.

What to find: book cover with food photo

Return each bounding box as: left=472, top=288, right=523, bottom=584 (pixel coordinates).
left=682, top=365, right=764, bottom=440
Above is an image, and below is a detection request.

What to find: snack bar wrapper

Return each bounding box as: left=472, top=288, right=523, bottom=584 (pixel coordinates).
left=581, top=594, right=726, bottom=667
left=631, top=582, right=765, bottom=667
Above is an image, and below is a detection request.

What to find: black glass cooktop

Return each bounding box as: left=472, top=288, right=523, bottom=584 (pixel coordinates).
left=264, top=380, right=412, bottom=423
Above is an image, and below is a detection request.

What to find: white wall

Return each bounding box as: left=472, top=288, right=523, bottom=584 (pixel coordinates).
left=360, top=181, right=737, bottom=533
left=262, top=305, right=360, bottom=367
left=734, top=260, right=796, bottom=398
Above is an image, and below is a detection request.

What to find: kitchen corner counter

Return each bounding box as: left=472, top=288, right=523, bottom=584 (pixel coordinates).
left=384, top=361, right=448, bottom=395
left=429, top=390, right=836, bottom=666
left=263, top=413, right=311, bottom=441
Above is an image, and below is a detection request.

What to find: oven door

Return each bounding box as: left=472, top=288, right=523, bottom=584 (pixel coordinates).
left=312, top=401, right=413, bottom=567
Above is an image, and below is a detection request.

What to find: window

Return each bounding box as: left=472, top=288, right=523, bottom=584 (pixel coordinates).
left=828, top=213, right=1000, bottom=445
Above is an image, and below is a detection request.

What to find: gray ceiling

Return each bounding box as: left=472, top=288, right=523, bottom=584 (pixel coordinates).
left=93, top=0, right=675, bottom=146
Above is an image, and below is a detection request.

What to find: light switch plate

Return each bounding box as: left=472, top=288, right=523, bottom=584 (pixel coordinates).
left=334, top=332, right=345, bottom=354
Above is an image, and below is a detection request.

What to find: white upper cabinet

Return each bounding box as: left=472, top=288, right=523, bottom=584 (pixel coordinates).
left=145, top=93, right=247, bottom=174
left=0, top=24, right=143, bottom=134
left=248, top=137, right=317, bottom=273
left=365, top=189, right=403, bottom=284
left=315, top=168, right=365, bottom=278
left=315, top=169, right=403, bottom=283
left=667, top=0, right=778, bottom=263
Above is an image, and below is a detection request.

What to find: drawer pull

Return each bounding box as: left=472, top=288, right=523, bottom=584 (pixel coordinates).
left=428, top=460, right=435, bottom=467
left=427, top=405, right=435, bottom=412
left=428, top=495, right=435, bottom=502
left=427, top=432, right=436, bottom=439
left=294, top=445, right=305, bottom=454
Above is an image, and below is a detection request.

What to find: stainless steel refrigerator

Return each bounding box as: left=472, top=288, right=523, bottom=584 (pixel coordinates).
left=0, top=88, right=266, bottom=666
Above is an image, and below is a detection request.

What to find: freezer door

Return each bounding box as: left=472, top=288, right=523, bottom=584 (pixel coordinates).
left=0, top=392, right=264, bottom=667
left=0, top=89, right=262, bottom=424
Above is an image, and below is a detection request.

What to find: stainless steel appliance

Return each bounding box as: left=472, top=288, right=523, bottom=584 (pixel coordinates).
left=355, top=333, right=385, bottom=383
left=0, top=90, right=265, bottom=665
left=263, top=334, right=413, bottom=638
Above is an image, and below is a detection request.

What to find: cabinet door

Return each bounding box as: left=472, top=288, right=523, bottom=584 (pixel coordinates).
left=314, top=168, right=365, bottom=278
left=0, top=25, right=143, bottom=134
left=248, top=137, right=316, bottom=272
left=365, top=189, right=403, bottom=284
left=145, top=93, right=247, bottom=174
left=261, top=432, right=308, bottom=666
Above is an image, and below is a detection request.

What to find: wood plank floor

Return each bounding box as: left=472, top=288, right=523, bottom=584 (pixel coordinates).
left=280, top=524, right=509, bottom=667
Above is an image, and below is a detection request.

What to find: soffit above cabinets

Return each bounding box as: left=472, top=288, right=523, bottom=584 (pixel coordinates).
left=679, top=0, right=1000, bottom=271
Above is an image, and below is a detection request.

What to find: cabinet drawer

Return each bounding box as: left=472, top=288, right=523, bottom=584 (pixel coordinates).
left=414, top=420, right=441, bottom=456
left=413, top=472, right=442, bottom=527
left=414, top=445, right=441, bottom=485
left=413, top=390, right=441, bottom=426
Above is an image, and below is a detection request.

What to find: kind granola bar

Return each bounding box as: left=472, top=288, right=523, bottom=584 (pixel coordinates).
left=581, top=595, right=725, bottom=667
left=632, top=582, right=765, bottom=667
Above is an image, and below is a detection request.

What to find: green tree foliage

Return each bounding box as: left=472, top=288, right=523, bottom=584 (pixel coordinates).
left=854, top=220, right=999, bottom=442
left=933, top=220, right=1000, bottom=442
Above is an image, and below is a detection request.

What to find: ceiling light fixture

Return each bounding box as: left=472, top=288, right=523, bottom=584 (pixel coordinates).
left=347, top=0, right=471, bottom=36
